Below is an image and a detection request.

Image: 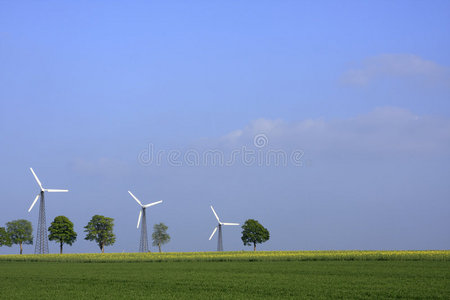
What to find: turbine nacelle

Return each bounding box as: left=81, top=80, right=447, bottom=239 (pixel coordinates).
left=28, top=168, right=68, bottom=212
left=128, top=191, right=162, bottom=228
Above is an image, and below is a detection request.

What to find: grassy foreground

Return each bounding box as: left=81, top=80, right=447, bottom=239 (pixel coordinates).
left=0, top=251, right=449, bottom=299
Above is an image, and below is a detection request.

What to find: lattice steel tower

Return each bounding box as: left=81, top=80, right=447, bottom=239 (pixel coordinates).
left=139, top=208, right=149, bottom=252
left=217, top=224, right=223, bottom=251
left=35, top=192, right=49, bottom=254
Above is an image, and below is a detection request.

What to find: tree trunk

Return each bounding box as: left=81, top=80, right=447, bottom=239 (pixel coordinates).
left=158, top=243, right=161, bottom=253
left=101, top=243, right=104, bottom=253
left=20, top=242, right=23, bottom=255
left=253, top=243, right=256, bottom=252
left=60, top=241, right=63, bottom=254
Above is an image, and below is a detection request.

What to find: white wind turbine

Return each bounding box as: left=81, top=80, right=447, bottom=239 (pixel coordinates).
left=28, top=167, right=68, bottom=254
left=128, top=191, right=162, bottom=252
left=209, top=205, right=239, bottom=251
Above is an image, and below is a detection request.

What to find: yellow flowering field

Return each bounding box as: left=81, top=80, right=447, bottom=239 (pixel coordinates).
left=0, top=250, right=448, bottom=263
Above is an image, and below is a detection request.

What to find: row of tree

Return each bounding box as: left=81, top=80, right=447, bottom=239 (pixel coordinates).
left=1, top=216, right=269, bottom=254
left=0, top=215, right=171, bottom=254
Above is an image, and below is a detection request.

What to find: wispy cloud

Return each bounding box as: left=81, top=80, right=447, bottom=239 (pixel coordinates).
left=341, top=54, right=449, bottom=86
left=220, top=107, right=450, bottom=157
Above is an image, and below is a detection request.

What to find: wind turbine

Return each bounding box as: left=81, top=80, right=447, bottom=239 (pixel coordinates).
left=208, top=206, right=239, bottom=251
left=28, top=167, right=68, bottom=254
left=128, top=191, right=162, bottom=252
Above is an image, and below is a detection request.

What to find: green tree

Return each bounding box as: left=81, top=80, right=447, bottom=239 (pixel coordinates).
left=0, top=227, right=12, bottom=247
left=152, top=222, right=170, bottom=252
left=48, top=216, right=77, bottom=254
left=6, top=219, right=33, bottom=254
left=84, top=215, right=115, bottom=253
left=241, top=219, right=270, bottom=251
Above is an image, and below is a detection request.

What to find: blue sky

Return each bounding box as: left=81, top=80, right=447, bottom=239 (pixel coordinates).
left=1, top=1, right=449, bottom=254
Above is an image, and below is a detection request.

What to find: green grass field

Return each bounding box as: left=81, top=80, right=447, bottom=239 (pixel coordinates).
left=0, top=251, right=449, bottom=299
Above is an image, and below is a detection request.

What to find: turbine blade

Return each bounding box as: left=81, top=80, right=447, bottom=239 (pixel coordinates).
left=222, top=223, right=240, bottom=226
left=28, top=194, right=40, bottom=212
left=210, top=206, right=220, bottom=223
left=144, top=200, right=162, bottom=208
left=209, top=227, right=218, bottom=240
left=30, top=168, right=43, bottom=190
left=45, top=189, right=68, bottom=192
left=137, top=210, right=142, bottom=228
left=128, top=191, right=143, bottom=206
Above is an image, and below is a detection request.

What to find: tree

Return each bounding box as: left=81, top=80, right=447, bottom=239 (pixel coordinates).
left=152, top=223, right=170, bottom=252
left=84, top=215, right=115, bottom=253
left=241, top=219, right=270, bottom=251
left=48, top=216, right=77, bottom=254
left=0, top=227, right=12, bottom=247
left=6, top=219, right=33, bottom=254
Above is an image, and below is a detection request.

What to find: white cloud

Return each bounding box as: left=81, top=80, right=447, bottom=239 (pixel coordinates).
left=220, top=107, right=450, bottom=157
left=341, top=54, right=449, bottom=86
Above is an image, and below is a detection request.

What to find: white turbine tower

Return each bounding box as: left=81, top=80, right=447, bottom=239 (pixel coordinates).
left=208, top=205, right=239, bottom=251
left=28, top=167, right=68, bottom=254
left=128, top=191, right=162, bottom=252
